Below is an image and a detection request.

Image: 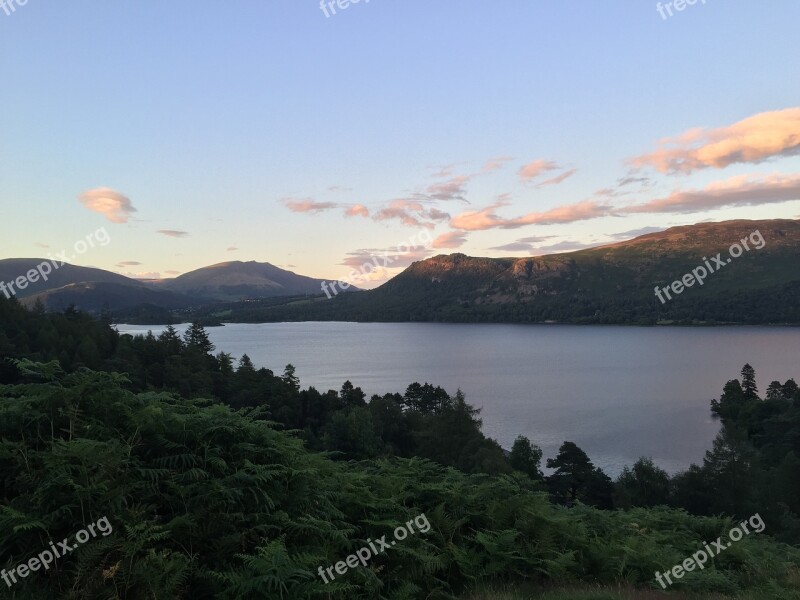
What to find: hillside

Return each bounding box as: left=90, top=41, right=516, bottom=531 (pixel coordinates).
left=154, top=260, right=349, bottom=301
left=0, top=259, right=144, bottom=299
left=208, top=219, right=800, bottom=325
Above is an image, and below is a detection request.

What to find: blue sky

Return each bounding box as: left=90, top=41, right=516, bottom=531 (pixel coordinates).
left=1, top=1, right=799, bottom=286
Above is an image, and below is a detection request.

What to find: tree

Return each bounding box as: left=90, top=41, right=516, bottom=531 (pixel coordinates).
left=546, top=441, right=613, bottom=508
left=614, top=457, right=670, bottom=509
left=237, top=354, right=255, bottom=373
left=282, top=364, right=300, bottom=392
left=340, top=380, right=366, bottom=407
left=509, top=435, right=543, bottom=480
left=766, top=381, right=785, bottom=401
left=183, top=323, right=214, bottom=355
left=741, top=363, right=759, bottom=401
left=159, top=325, right=183, bottom=355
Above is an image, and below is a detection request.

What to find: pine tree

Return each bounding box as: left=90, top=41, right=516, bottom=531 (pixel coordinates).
left=741, top=363, right=759, bottom=401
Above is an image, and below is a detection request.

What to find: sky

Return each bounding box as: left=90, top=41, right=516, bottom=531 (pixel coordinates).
left=1, top=1, right=799, bottom=287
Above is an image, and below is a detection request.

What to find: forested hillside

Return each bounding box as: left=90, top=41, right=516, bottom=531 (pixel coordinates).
left=2, top=296, right=800, bottom=598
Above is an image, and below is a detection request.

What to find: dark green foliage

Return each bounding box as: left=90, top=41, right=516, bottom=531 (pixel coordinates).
left=509, top=435, right=544, bottom=481
left=614, top=458, right=670, bottom=510
left=1, top=368, right=799, bottom=598
left=547, top=442, right=614, bottom=509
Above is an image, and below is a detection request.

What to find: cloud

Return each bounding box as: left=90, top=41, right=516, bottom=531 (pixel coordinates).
left=452, top=173, right=800, bottom=232
left=227, top=246, right=238, bottom=251
left=630, top=107, right=800, bottom=174
left=491, top=241, right=538, bottom=252
left=530, top=240, right=599, bottom=255
left=157, top=230, right=189, bottom=238
left=341, top=245, right=432, bottom=271
left=78, top=188, right=137, bottom=223
left=123, top=271, right=161, bottom=280
left=490, top=235, right=556, bottom=252
left=35, top=242, right=50, bottom=249
left=518, top=160, right=559, bottom=182
left=607, top=226, right=665, bottom=240
left=425, top=175, right=471, bottom=202
left=327, top=185, right=352, bottom=192
left=116, top=261, right=142, bottom=267
left=432, top=231, right=468, bottom=249
left=622, top=173, right=800, bottom=214
left=345, top=204, right=370, bottom=218
left=537, top=168, right=578, bottom=188
left=373, top=199, right=449, bottom=228
left=284, top=197, right=338, bottom=213
left=482, top=156, right=515, bottom=173
left=451, top=199, right=613, bottom=231
left=164, top=270, right=181, bottom=275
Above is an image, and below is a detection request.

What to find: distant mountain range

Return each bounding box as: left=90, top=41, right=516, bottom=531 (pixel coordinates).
left=198, top=219, right=800, bottom=325
left=3, top=219, right=799, bottom=325
left=0, top=260, right=343, bottom=315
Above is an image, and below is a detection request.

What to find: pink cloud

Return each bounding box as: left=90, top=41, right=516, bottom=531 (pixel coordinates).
left=482, top=156, right=515, bottom=173
left=284, top=197, right=338, bottom=213
left=622, top=173, right=800, bottom=214
left=432, top=231, right=468, bottom=249
left=425, top=175, right=471, bottom=202
left=78, top=188, right=137, bottom=223
left=373, top=199, right=449, bottom=228
left=630, top=107, right=800, bottom=174
left=345, top=204, right=370, bottom=218
left=518, top=160, right=559, bottom=182
left=451, top=199, right=613, bottom=231
left=537, top=168, right=578, bottom=188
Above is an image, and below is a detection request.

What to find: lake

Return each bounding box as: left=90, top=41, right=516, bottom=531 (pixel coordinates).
left=114, top=322, right=800, bottom=476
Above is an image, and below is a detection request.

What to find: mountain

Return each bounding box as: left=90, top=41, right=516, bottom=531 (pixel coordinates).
left=209, top=219, right=800, bottom=325
left=23, top=282, right=199, bottom=314
left=0, top=258, right=342, bottom=316
left=0, top=259, right=141, bottom=299
left=154, top=260, right=350, bottom=301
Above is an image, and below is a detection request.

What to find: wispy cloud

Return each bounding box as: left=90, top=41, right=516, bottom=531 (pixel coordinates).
left=227, top=246, right=238, bottom=251
left=537, top=168, right=578, bottom=188
left=518, top=159, right=560, bottom=182
left=451, top=199, right=613, bottom=231
left=432, top=231, right=468, bottom=249
left=345, top=204, right=370, bottom=218
left=157, top=230, right=189, bottom=238
left=490, top=235, right=556, bottom=252
left=630, top=107, right=800, bottom=174
left=284, top=197, right=339, bottom=213
left=373, top=199, right=450, bottom=228
left=452, top=172, right=800, bottom=232
left=116, top=260, right=142, bottom=267
left=530, top=240, right=598, bottom=255
left=425, top=175, right=472, bottom=202
left=78, top=188, right=137, bottom=223
left=482, top=156, right=515, bottom=173
left=622, top=173, right=800, bottom=214
left=607, top=226, right=665, bottom=240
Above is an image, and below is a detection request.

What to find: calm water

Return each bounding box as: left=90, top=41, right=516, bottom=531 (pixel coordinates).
left=114, top=322, right=800, bottom=476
